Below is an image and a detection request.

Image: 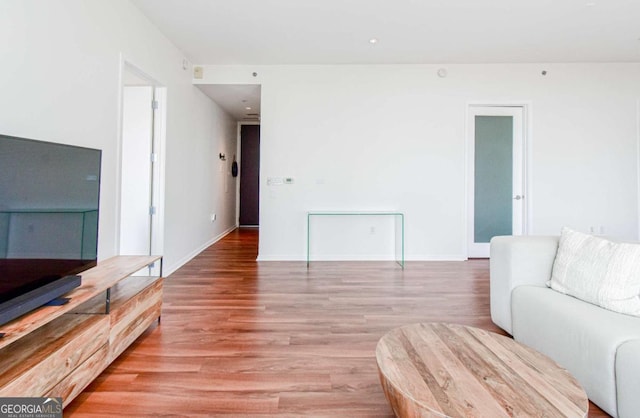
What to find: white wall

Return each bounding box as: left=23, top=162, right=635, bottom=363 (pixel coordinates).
left=198, top=63, right=640, bottom=260
left=0, top=0, right=237, bottom=274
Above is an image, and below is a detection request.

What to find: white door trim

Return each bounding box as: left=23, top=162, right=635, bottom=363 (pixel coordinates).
left=636, top=98, right=640, bottom=240
left=465, top=103, right=529, bottom=258
left=116, top=57, right=167, bottom=261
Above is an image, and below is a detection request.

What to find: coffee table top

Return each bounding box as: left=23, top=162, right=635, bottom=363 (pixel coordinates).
left=376, top=323, right=588, bottom=417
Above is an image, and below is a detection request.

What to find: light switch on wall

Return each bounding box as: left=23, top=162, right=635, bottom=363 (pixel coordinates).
left=268, top=177, right=294, bottom=185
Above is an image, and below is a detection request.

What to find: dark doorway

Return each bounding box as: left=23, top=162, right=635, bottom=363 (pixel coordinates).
left=239, top=124, right=260, bottom=226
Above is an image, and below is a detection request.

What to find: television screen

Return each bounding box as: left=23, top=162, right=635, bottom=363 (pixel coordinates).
left=0, top=135, right=101, bottom=309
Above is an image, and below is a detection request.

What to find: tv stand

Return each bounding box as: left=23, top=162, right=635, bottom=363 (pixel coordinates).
left=0, top=256, right=163, bottom=407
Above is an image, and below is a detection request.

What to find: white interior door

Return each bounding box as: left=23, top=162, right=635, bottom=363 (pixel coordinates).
left=120, top=86, right=154, bottom=256
left=467, top=106, right=525, bottom=258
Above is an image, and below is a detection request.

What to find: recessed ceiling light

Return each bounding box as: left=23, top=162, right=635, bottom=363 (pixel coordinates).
left=245, top=106, right=252, bottom=110
left=369, top=38, right=378, bottom=45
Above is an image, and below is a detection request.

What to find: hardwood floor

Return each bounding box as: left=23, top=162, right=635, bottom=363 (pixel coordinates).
left=66, top=228, right=609, bottom=417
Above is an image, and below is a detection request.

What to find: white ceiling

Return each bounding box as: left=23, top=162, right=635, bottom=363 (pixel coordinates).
left=196, top=84, right=261, bottom=121
left=131, top=0, right=640, bottom=121
left=133, top=0, right=640, bottom=65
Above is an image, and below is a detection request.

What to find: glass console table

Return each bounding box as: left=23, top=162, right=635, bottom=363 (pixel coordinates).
left=306, top=211, right=404, bottom=269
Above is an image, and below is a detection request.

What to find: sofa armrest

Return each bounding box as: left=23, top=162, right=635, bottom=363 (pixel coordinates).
left=489, top=235, right=559, bottom=334
left=616, top=339, right=640, bottom=418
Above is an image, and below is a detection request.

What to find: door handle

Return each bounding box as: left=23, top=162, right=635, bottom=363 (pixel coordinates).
left=513, top=195, right=523, bottom=200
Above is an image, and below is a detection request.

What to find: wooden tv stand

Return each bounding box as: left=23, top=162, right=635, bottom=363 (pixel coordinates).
left=0, top=256, right=163, bottom=406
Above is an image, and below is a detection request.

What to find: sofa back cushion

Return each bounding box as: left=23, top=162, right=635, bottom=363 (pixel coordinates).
left=548, top=227, right=640, bottom=316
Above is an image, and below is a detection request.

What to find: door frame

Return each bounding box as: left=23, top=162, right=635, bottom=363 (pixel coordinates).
left=465, top=102, right=531, bottom=258
left=637, top=98, right=640, bottom=240
left=117, top=57, right=167, bottom=259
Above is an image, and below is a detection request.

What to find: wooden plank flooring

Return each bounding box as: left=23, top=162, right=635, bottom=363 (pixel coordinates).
left=66, top=228, right=609, bottom=417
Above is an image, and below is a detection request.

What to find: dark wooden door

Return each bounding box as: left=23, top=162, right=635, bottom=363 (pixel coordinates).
left=239, top=125, right=260, bottom=225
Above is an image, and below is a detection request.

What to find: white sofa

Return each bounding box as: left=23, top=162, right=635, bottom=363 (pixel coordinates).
left=490, top=235, right=640, bottom=418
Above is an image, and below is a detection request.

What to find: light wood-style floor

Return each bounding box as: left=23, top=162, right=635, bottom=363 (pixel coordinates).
left=66, top=228, right=608, bottom=417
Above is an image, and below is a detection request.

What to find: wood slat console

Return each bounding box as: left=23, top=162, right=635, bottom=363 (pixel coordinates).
left=0, top=256, right=163, bottom=406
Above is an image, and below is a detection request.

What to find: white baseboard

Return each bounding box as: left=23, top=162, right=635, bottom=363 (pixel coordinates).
left=405, top=254, right=467, bottom=261
left=163, top=225, right=237, bottom=276
left=256, top=254, right=398, bottom=262
left=256, top=253, right=467, bottom=262
left=256, top=255, right=306, bottom=261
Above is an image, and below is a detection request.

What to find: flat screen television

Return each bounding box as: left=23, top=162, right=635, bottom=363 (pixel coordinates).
left=0, top=134, right=101, bottom=327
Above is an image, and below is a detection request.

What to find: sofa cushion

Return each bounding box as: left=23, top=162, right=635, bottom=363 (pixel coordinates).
left=548, top=227, right=640, bottom=316
left=490, top=235, right=559, bottom=335
left=512, top=285, right=640, bottom=417
left=616, top=340, right=640, bottom=418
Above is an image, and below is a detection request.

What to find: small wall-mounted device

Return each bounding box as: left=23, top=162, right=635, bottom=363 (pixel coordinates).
left=231, top=155, right=238, bottom=177
left=219, top=153, right=226, bottom=161
left=194, top=66, right=203, bottom=79
left=267, top=177, right=295, bottom=186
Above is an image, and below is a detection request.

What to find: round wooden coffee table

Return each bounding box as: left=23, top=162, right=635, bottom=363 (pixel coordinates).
left=376, top=323, right=588, bottom=417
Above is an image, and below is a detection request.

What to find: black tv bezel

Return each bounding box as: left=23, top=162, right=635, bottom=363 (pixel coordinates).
left=0, top=134, right=102, bottom=328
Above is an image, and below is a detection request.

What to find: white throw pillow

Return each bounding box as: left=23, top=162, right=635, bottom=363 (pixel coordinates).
left=548, top=227, right=640, bottom=316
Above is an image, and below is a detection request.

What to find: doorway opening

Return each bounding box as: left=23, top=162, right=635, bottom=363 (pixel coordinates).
left=192, top=84, right=261, bottom=229
left=118, top=61, right=166, bottom=270
left=467, top=105, right=528, bottom=258
left=239, top=124, right=260, bottom=226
